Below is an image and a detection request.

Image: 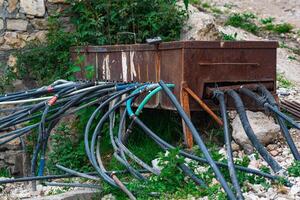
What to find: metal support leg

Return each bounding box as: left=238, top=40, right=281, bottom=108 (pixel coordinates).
left=180, top=83, right=194, bottom=149
left=184, top=87, right=223, bottom=126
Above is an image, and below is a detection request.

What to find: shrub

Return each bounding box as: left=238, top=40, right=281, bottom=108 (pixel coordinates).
left=226, top=13, right=259, bottom=34
left=12, top=0, right=188, bottom=87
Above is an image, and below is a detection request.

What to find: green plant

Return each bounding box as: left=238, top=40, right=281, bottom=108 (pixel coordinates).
left=264, top=23, right=293, bottom=34
left=288, top=161, right=300, bottom=177
left=260, top=17, right=275, bottom=25
left=277, top=73, right=294, bottom=88
left=0, top=168, right=11, bottom=177
left=220, top=32, right=237, bottom=41
left=12, top=0, right=188, bottom=88
left=226, top=13, right=259, bottom=34
left=273, top=23, right=293, bottom=33
left=0, top=62, right=15, bottom=93
left=68, top=0, right=187, bottom=45
left=288, top=55, right=297, bottom=61
left=47, top=119, right=94, bottom=174
left=14, top=17, right=75, bottom=86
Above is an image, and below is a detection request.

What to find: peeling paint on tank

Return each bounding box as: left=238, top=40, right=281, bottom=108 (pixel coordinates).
left=102, top=55, right=110, bottom=79
left=121, top=52, right=128, bottom=82
left=130, top=51, right=137, bottom=81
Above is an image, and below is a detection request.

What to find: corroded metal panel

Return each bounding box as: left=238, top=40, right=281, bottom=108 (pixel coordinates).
left=70, top=41, right=278, bottom=110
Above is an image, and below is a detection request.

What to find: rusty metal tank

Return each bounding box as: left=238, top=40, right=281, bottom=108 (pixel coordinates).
left=70, top=41, right=278, bottom=110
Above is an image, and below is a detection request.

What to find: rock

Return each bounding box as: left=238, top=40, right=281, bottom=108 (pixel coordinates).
left=248, top=160, right=260, bottom=170
left=101, top=194, right=116, bottom=200
left=289, top=184, right=300, bottom=196
left=180, top=3, right=220, bottom=41
left=20, top=0, right=45, bottom=17
left=267, top=144, right=277, bottom=151
left=231, top=111, right=280, bottom=153
left=231, top=141, right=240, bottom=151
left=4, top=150, right=23, bottom=165
left=32, top=189, right=101, bottom=200
left=30, top=18, right=48, bottom=30
left=0, top=0, right=3, bottom=7
left=0, top=18, right=4, bottom=30
left=31, top=31, right=48, bottom=42
left=7, top=0, right=18, bottom=13
left=270, top=150, right=279, bottom=156
left=3, top=32, right=29, bottom=48
left=217, top=25, right=261, bottom=41
left=7, top=19, right=28, bottom=31
left=7, top=54, right=17, bottom=67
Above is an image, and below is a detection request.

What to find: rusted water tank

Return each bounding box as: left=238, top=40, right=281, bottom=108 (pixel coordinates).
left=70, top=41, right=278, bottom=110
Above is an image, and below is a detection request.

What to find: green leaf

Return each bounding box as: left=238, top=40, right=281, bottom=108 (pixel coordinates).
left=184, top=0, right=189, bottom=9
left=70, top=66, right=82, bottom=73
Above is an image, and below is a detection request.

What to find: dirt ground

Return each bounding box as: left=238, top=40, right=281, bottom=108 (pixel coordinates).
left=208, top=0, right=300, bottom=29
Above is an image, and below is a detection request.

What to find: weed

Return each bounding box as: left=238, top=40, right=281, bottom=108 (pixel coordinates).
left=226, top=13, right=259, bottom=34
left=0, top=168, right=11, bottom=177
left=0, top=62, right=15, bottom=93
left=220, top=32, right=237, bottom=41
left=288, top=161, right=300, bottom=177
left=189, top=0, right=201, bottom=5
left=273, top=23, right=293, bottom=34
left=211, top=7, right=223, bottom=14
left=202, top=2, right=211, bottom=8
left=277, top=73, right=294, bottom=89
left=288, top=55, right=297, bottom=61
left=261, top=18, right=294, bottom=34
left=260, top=17, right=275, bottom=25
left=279, top=42, right=289, bottom=48
left=46, top=187, right=69, bottom=196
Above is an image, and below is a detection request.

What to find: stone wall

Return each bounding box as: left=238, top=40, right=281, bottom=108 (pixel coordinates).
left=0, top=0, right=69, bottom=176
left=0, top=0, right=69, bottom=67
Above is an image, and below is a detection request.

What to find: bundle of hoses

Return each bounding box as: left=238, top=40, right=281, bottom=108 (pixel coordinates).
left=0, top=80, right=291, bottom=200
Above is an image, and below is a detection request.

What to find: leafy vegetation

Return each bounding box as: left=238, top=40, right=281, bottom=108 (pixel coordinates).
left=261, top=19, right=294, bottom=34
left=0, top=167, right=11, bottom=177
left=225, top=13, right=293, bottom=36
left=10, top=0, right=188, bottom=88
left=225, top=13, right=259, bottom=34
left=288, top=161, right=300, bottom=177
left=220, top=32, right=238, bottom=41
left=277, top=73, right=294, bottom=88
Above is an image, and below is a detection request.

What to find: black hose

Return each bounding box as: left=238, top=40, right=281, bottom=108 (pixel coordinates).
left=214, top=91, right=243, bottom=200
left=227, top=89, right=282, bottom=173
left=158, top=81, right=236, bottom=200
left=240, top=87, right=300, bottom=130
left=257, top=85, right=300, bottom=160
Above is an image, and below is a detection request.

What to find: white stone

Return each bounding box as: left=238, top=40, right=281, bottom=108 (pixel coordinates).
left=7, top=19, right=28, bottom=31
left=30, top=18, right=48, bottom=30
left=289, top=185, right=300, bottom=196
left=179, top=3, right=220, bottom=41
left=151, top=158, right=162, bottom=172
left=7, top=0, right=18, bottom=13
left=7, top=55, right=17, bottom=67
left=20, top=0, right=45, bottom=17
left=231, top=111, right=280, bottom=153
